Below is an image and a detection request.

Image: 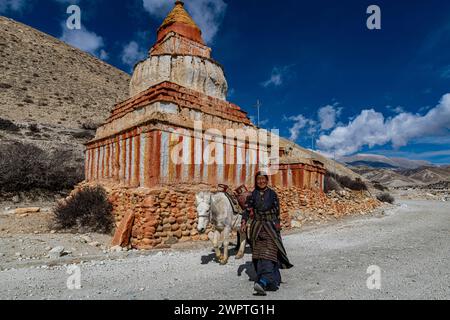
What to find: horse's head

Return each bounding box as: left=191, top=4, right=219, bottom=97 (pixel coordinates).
left=195, top=191, right=211, bottom=234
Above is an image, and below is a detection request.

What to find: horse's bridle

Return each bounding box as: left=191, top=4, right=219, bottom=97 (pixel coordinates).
left=197, top=202, right=211, bottom=220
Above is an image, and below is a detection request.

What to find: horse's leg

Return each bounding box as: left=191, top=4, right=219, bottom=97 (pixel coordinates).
left=235, top=229, right=246, bottom=260
left=220, top=227, right=231, bottom=265
left=213, top=230, right=221, bottom=260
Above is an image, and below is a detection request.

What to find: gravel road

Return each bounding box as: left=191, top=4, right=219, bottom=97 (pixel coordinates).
left=0, top=199, right=449, bottom=300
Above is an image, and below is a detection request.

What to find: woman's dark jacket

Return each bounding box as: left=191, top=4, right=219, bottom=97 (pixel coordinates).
left=243, top=188, right=293, bottom=269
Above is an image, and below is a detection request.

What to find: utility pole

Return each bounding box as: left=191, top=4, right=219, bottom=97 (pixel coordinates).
left=333, top=150, right=337, bottom=179
left=254, top=99, right=262, bottom=127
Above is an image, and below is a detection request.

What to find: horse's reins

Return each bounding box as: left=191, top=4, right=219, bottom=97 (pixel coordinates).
left=197, top=202, right=212, bottom=220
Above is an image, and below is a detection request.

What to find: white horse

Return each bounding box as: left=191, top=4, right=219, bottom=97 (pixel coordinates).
left=196, top=191, right=247, bottom=265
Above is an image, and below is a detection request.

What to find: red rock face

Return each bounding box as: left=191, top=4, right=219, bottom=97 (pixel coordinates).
left=111, top=209, right=135, bottom=247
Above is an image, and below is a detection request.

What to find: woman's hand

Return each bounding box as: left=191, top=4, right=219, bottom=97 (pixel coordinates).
left=274, top=221, right=282, bottom=232
left=240, top=220, right=247, bottom=234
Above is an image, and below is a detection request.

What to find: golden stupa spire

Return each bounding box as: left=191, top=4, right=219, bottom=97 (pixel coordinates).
left=159, top=1, right=200, bottom=32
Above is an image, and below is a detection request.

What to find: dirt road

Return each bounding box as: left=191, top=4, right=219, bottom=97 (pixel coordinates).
left=0, top=199, right=449, bottom=300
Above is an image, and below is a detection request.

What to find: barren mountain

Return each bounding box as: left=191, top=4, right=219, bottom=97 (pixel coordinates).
left=339, top=154, right=431, bottom=169
left=279, top=138, right=363, bottom=180
left=0, top=16, right=130, bottom=196
left=397, top=166, right=450, bottom=184
left=0, top=16, right=130, bottom=129
left=352, top=165, right=450, bottom=188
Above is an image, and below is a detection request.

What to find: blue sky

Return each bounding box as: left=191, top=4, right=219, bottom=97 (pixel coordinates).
left=1, top=0, right=450, bottom=164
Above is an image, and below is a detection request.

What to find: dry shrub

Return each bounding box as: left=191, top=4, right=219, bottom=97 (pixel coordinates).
left=0, top=118, right=20, bottom=132
left=377, top=193, right=395, bottom=204
left=373, top=181, right=388, bottom=191
left=53, top=186, right=114, bottom=234
left=326, top=172, right=368, bottom=191
left=0, top=142, right=83, bottom=192
left=324, top=173, right=342, bottom=193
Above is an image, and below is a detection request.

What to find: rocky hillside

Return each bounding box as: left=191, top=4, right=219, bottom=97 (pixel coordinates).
left=352, top=165, right=450, bottom=188
left=279, top=137, right=363, bottom=180
left=341, top=154, right=450, bottom=188
left=0, top=16, right=130, bottom=129
left=339, top=154, right=431, bottom=169
left=0, top=16, right=130, bottom=198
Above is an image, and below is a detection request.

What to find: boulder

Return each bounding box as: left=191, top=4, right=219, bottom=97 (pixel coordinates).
left=48, top=246, right=65, bottom=259
left=111, top=210, right=135, bottom=247
left=14, top=207, right=40, bottom=215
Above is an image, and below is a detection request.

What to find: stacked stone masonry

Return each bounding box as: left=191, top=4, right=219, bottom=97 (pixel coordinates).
left=73, top=182, right=381, bottom=249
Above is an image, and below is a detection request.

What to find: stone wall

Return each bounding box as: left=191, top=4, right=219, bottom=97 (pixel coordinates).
left=73, top=182, right=381, bottom=250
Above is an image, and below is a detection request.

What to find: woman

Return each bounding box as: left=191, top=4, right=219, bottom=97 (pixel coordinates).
left=241, top=171, right=294, bottom=296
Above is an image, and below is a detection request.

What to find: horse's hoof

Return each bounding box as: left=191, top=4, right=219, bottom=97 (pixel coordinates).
left=219, top=258, right=228, bottom=265
left=235, top=253, right=244, bottom=260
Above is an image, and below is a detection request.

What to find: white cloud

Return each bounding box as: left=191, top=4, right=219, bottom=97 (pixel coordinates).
left=121, top=41, right=146, bottom=68
left=99, top=49, right=109, bottom=60
left=249, top=116, right=269, bottom=127
left=285, top=115, right=316, bottom=141
left=0, top=0, right=26, bottom=13
left=317, top=93, right=450, bottom=156
left=142, top=0, right=171, bottom=16
left=142, top=0, right=227, bottom=44
left=284, top=103, right=340, bottom=143
left=261, top=66, right=293, bottom=88
left=318, top=105, right=342, bottom=131
left=60, top=24, right=105, bottom=56
left=386, top=105, right=405, bottom=114
left=441, top=65, right=450, bottom=79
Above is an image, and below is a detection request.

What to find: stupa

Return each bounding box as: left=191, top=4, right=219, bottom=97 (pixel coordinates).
left=83, top=1, right=326, bottom=249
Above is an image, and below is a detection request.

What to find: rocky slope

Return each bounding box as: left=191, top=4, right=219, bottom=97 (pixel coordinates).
left=339, top=154, right=430, bottom=169
left=0, top=16, right=130, bottom=197
left=352, top=165, right=450, bottom=188
left=279, top=137, right=363, bottom=180
left=0, top=16, right=130, bottom=129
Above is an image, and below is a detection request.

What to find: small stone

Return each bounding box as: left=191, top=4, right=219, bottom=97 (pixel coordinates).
left=164, top=237, right=178, bottom=245
left=110, top=245, right=123, bottom=253
left=291, top=220, right=302, bottom=228
left=79, top=235, right=91, bottom=243
left=173, top=230, right=182, bottom=239
left=88, top=241, right=101, bottom=247
left=49, top=246, right=65, bottom=259
left=14, top=207, right=40, bottom=215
